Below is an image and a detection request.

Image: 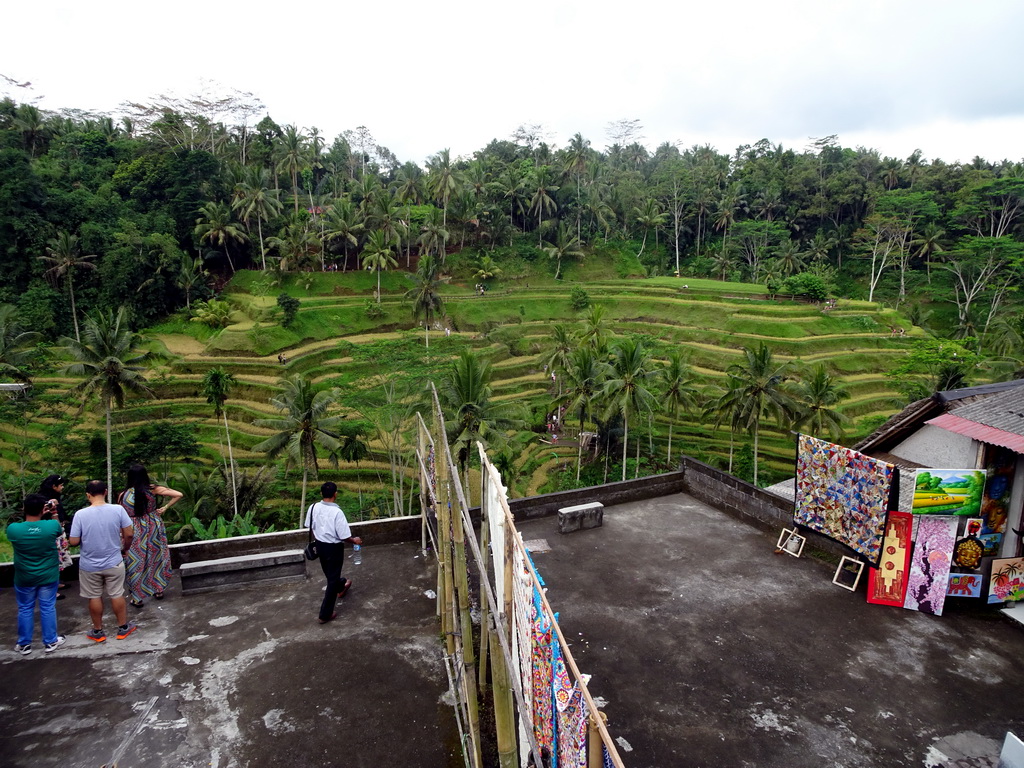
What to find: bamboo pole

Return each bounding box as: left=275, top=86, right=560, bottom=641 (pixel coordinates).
left=491, top=624, right=517, bottom=768
left=588, top=712, right=608, bottom=768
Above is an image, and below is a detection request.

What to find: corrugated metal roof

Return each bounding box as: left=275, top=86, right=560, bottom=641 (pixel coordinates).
left=925, top=412, right=1024, bottom=453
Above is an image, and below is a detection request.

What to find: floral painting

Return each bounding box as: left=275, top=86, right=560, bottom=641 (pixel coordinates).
left=903, top=515, right=958, bottom=616
left=988, top=557, right=1024, bottom=605
left=794, top=434, right=896, bottom=566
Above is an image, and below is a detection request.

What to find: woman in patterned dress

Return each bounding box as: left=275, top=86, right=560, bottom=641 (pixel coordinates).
left=118, top=464, right=182, bottom=608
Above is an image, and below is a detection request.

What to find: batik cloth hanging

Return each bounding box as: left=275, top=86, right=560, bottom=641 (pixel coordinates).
left=903, top=515, right=957, bottom=616
left=552, top=638, right=588, bottom=768
left=511, top=546, right=534, bottom=767
left=867, top=511, right=913, bottom=607
left=532, top=589, right=555, bottom=758
left=603, top=745, right=614, bottom=768
left=794, top=434, right=895, bottom=566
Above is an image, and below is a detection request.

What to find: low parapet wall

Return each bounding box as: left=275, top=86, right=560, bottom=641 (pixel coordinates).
left=506, top=472, right=687, bottom=521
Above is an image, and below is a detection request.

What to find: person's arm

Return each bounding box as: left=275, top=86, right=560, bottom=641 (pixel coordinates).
left=152, top=485, right=183, bottom=515
left=120, top=524, right=134, bottom=554
left=347, top=535, right=362, bottom=546
left=68, top=516, right=81, bottom=547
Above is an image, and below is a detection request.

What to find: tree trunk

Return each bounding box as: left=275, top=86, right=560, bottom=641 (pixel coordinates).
left=753, top=425, right=760, bottom=487
left=258, top=218, right=266, bottom=271
left=621, top=412, right=629, bottom=482
left=69, top=276, right=81, bottom=343
left=223, top=410, right=238, bottom=517
left=667, top=423, right=673, bottom=465
left=299, top=463, right=308, bottom=529
left=105, top=402, right=113, bottom=502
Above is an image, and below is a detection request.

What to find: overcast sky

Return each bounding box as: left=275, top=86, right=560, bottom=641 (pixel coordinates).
left=4, top=0, right=1023, bottom=167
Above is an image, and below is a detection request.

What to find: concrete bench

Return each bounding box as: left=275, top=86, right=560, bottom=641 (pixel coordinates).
left=557, top=502, right=604, bottom=534
left=179, top=549, right=307, bottom=595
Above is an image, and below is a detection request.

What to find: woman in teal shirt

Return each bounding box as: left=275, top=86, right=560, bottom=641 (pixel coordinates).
left=7, top=493, right=65, bottom=654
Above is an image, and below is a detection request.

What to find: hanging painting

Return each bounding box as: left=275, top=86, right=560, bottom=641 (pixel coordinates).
left=904, top=515, right=958, bottom=616
left=952, top=519, right=985, bottom=569
left=947, top=573, right=983, bottom=598
left=912, top=469, right=986, bottom=516
left=981, top=446, right=1015, bottom=555
left=793, top=434, right=896, bottom=566
left=988, top=558, right=1024, bottom=604
left=867, top=511, right=913, bottom=607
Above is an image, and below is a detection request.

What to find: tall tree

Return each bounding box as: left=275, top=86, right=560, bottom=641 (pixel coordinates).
left=0, top=304, right=40, bottom=381
left=232, top=168, right=283, bottom=270
left=426, top=149, right=458, bottom=227
left=405, top=252, right=446, bottom=348
left=60, top=308, right=153, bottom=498
left=529, top=166, right=560, bottom=246
left=276, top=124, right=309, bottom=215
left=660, top=351, right=699, bottom=466
left=602, top=338, right=658, bottom=482
left=39, top=231, right=98, bottom=343
left=361, top=230, right=398, bottom=304
left=792, top=364, right=850, bottom=441
left=542, top=224, right=584, bottom=280
left=253, top=375, right=344, bottom=525
left=557, top=346, right=610, bottom=481
left=202, top=368, right=239, bottom=517
left=194, top=201, right=248, bottom=273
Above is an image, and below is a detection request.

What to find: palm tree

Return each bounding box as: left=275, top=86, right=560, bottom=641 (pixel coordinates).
left=602, top=338, right=659, bottom=482
left=267, top=219, right=320, bottom=272
left=633, top=198, right=667, bottom=257
left=194, top=202, right=248, bottom=273
left=494, top=166, right=527, bottom=244
left=202, top=368, right=239, bottom=517
left=39, top=231, right=98, bottom=343
left=253, top=375, right=345, bottom=526
left=232, top=168, right=283, bottom=270
left=558, top=346, right=610, bottom=481
left=912, top=222, right=947, bottom=283
left=539, top=324, right=577, bottom=397
left=529, top=167, right=560, bottom=246
left=0, top=304, right=40, bottom=381
left=323, top=200, right=364, bottom=270
left=774, top=239, right=805, bottom=276
left=405, top=252, right=446, bottom=348
left=60, top=308, right=153, bottom=498
left=726, top=343, right=797, bottom=486
left=426, top=149, right=458, bottom=227
left=792, top=364, right=850, bottom=441
left=542, top=224, right=584, bottom=280
left=362, top=230, right=398, bottom=304
left=473, top=255, right=503, bottom=283
left=660, top=351, right=700, bottom=465
left=276, top=125, right=309, bottom=215
left=580, top=304, right=611, bottom=353
left=176, top=254, right=207, bottom=309
left=438, top=350, right=526, bottom=496
left=418, top=207, right=450, bottom=262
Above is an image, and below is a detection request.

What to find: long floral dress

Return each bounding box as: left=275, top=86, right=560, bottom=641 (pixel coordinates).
left=119, top=486, right=172, bottom=602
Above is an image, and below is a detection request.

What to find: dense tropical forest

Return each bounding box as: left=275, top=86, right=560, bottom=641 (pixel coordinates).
left=1, top=92, right=1022, bottom=546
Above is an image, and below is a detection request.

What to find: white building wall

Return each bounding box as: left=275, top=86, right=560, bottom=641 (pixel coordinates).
left=891, top=425, right=979, bottom=468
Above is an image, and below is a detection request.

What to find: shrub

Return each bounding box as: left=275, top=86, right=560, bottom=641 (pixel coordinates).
left=569, top=285, right=589, bottom=310
left=780, top=272, right=831, bottom=302
left=364, top=299, right=386, bottom=320
left=276, top=293, right=300, bottom=327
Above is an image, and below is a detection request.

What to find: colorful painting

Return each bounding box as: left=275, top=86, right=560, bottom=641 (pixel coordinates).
left=904, top=515, right=958, bottom=616
left=867, top=511, right=913, bottom=607
left=947, top=573, right=983, bottom=598
left=988, top=557, right=1024, bottom=604
left=912, top=469, right=986, bottom=516
left=952, top=519, right=985, bottom=569
left=980, top=446, right=1015, bottom=555
left=793, top=434, right=896, bottom=566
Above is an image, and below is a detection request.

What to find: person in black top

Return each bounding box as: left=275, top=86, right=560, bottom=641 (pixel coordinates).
left=38, top=474, right=70, bottom=594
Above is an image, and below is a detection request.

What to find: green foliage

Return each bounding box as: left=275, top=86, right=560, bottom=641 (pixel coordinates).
left=364, top=299, right=386, bottom=320
left=779, top=272, right=832, bottom=301
left=569, top=285, right=589, bottom=310
left=190, top=299, right=233, bottom=328
left=276, top=293, right=301, bottom=327
left=886, top=338, right=980, bottom=402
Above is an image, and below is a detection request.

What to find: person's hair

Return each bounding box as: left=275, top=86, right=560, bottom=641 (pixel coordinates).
left=86, top=479, right=107, bottom=497
left=39, top=474, right=65, bottom=497
left=22, top=493, right=47, bottom=517
left=124, top=463, right=153, bottom=515
left=320, top=481, right=337, bottom=499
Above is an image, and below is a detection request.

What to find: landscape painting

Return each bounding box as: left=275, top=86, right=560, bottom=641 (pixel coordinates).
left=912, top=469, right=986, bottom=516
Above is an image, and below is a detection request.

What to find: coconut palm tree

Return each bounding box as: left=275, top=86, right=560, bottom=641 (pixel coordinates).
left=529, top=166, right=560, bottom=246
left=726, top=343, right=797, bottom=486
left=426, top=148, right=458, bottom=227
left=792, top=364, right=850, bottom=441
left=39, top=231, right=98, bottom=343
left=201, top=368, right=239, bottom=516
left=558, top=346, right=611, bottom=481
left=276, top=124, right=309, bottom=215
left=660, top=351, right=700, bottom=465
left=232, top=168, right=283, bottom=270
left=322, top=200, right=364, bottom=270
left=633, top=198, right=667, bottom=257
left=0, top=304, right=40, bottom=381
left=194, top=202, right=248, bottom=273
left=253, top=375, right=345, bottom=526
left=438, top=350, right=526, bottom=496
left=539, top=324, right=577, bottom=397
left=362, top=230, right=398, bottom=304
left=602, top=338, right=659, bottom=482
left=60, top=308, right=153, bottom=498
left=418, top=208, right=450, bottom=262
left=405, top=252, right=447, bottom=348
left=176, top=254, right=207, bottom=309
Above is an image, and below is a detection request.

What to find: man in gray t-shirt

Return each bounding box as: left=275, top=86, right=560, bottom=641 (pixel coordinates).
left=68, top=480, right=136, bottom=642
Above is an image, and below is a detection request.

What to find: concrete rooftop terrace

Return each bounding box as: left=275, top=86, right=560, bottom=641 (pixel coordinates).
left=3, top=490, right=1024, bottom=767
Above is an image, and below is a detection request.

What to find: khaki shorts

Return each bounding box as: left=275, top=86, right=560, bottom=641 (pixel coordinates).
left=79, top=564, right=126, bottom=599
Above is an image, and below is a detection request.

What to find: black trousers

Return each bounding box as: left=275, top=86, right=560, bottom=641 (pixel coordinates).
left=316, top=541, right=346, bottom=621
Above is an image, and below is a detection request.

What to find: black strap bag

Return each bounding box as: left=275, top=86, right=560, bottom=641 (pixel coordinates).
left=304, top=504, right=319, bottom=560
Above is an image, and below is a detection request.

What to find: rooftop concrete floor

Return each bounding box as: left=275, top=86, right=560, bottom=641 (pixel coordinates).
left=0, top=540, right=460, bottom=768
left=4, top=491, right=1024, bottom=768
left=519, top=492, right=1024, bottom=768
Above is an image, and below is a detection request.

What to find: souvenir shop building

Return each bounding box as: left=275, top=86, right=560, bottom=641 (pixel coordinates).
left=854, top=378, right=1024, bottom=561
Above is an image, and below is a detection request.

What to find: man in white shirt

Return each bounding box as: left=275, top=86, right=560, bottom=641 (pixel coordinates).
left=305, top=481, right=362, bottom=624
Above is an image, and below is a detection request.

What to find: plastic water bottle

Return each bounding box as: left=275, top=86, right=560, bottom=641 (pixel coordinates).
left=352, top=544, right=362, bottom=565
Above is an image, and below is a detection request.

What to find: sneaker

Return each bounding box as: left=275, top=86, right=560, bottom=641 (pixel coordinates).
left=86, top=628, right=106, bottom=643
left=116, top=622, right=137, bottom=640
left=44, top=635, right=66, bottom=653
left=14, top=643, right=31, bottom=655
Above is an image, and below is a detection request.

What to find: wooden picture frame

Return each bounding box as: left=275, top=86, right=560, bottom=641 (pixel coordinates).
left=777, top=528, right=806, bottom=558
left=833, top=556, right=865, bottom=592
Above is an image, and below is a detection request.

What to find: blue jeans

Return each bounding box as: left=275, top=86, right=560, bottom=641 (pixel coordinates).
left=15, top=582, right=59, bottom=646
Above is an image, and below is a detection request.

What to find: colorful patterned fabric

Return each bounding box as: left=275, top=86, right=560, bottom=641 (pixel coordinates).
left=512, top=547, right=533, bottom=765
left=867, top=511, right=913, bottom=607
left=603, top=745, right=614, bottom=768
left=532, top=589, right=555, bottom=758
left=552, top=638, right=587, bottom=768
left=988, top=557, right=1024, bottom=604
left=120, top=487, right=172, bottom=602
left=794, top=434, right=895, bottom=566
left=903, top=515, right=957, bottom=616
